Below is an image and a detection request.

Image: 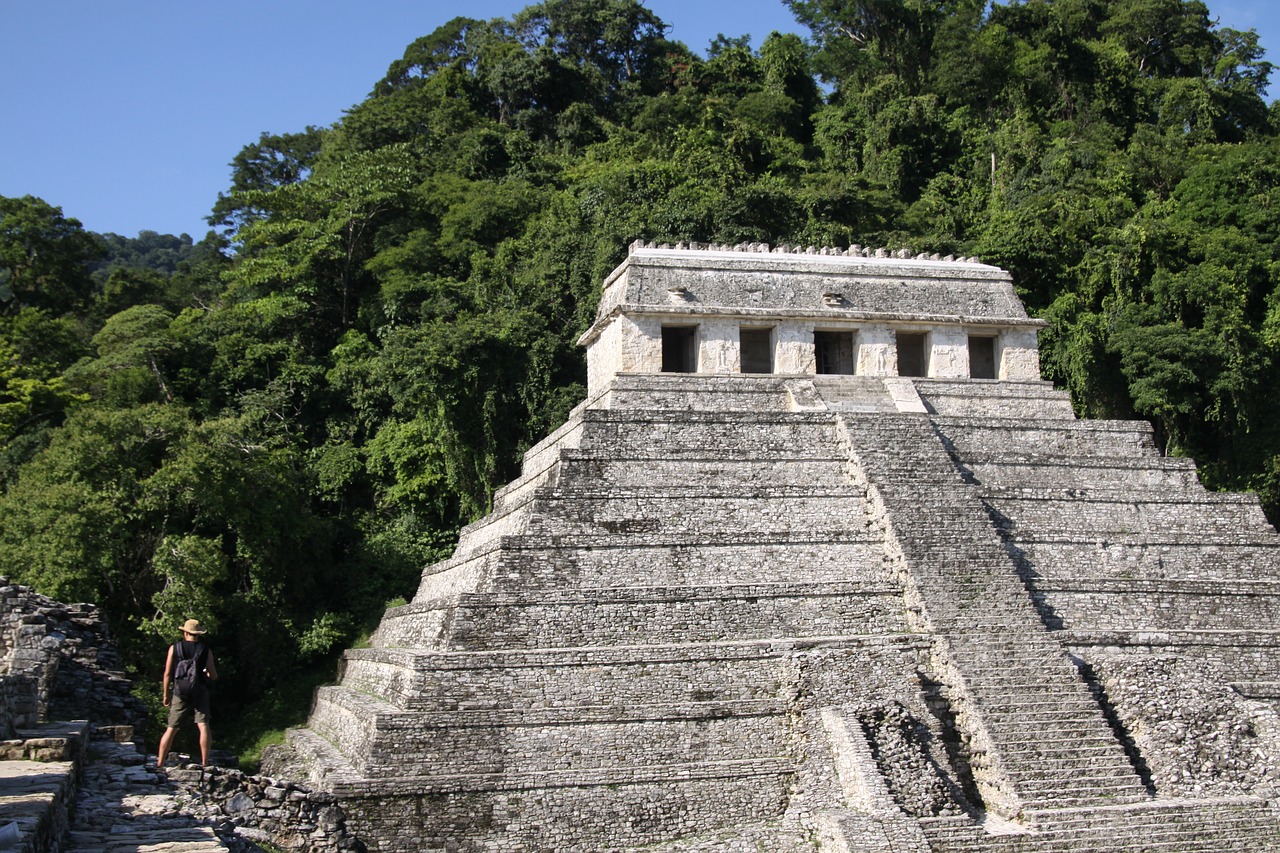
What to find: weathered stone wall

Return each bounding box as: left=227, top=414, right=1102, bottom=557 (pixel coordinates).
left=0, top=578, right=146, bottom=734
left=0, top=671, right=39, bottom=737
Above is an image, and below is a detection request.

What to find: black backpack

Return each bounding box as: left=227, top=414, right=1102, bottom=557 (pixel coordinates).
left=173, top=642, right=201, bottom=699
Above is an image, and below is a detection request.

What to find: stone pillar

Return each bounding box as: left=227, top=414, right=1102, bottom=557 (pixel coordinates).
left=999, top=329, right=1041, bottom=380
left=856, top=325, right=896, bottom=376
left=700, top=319, right=739, bottom=374
left=928, top=327, right=969, bottom=378
left=777, top=323, right=814, bottom=374
left=586, top=319, right=621, bottom=396
left=622, top=316, right=662, bottom=373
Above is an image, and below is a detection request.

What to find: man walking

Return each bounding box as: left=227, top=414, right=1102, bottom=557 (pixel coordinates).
left=156, top=618, right=218, bottom=768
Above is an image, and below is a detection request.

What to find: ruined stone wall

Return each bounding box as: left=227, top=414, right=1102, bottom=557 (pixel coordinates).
left=0, top=670, right=39, bottom=737
left=0, top=578, right=147, bottom=734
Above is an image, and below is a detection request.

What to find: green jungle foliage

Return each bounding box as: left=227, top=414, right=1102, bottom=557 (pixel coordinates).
left=2, top=0, right=1278, bottom=762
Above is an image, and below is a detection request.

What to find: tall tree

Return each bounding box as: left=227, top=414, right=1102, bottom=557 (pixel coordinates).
left=0, top=196, right=104, bottom=316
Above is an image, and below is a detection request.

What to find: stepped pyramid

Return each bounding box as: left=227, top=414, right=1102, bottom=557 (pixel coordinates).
left=266, top=244, right=1280, bottom=852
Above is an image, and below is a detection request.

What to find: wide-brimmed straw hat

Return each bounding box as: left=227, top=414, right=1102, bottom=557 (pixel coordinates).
left=181, top=618, right=208, bottom=635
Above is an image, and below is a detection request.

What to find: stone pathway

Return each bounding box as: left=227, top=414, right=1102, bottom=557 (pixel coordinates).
left=67, top=739, right=258, bottom=853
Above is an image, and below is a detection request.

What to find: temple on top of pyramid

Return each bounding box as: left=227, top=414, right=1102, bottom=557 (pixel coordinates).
left=266, top=242, right=1280, bottom=853
left=579, top=240, right=1045, bottom=395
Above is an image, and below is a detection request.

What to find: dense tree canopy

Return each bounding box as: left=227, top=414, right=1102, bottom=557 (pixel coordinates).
left=1, top=0, right=1277, bottom=762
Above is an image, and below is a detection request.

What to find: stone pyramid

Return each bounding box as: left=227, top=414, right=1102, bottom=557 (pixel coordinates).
left=267, top=244, right=1280, bottom=852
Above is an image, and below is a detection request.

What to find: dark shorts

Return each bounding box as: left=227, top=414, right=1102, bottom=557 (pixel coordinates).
left=168, top=686, right=210, bottom=727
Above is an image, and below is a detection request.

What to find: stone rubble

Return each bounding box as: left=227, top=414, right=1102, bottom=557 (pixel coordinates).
left=68, top=735, right=233, bottom=853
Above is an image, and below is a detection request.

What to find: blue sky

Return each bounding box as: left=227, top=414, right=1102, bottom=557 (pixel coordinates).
left=2, top=0, right=1277, bottom=240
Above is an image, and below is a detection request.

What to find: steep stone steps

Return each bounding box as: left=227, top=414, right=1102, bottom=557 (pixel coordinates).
left=972, top=706, right=1125, bottom=726
left=1024, top=579, right=1280, bottom=632
left=1063, top=629, right=1280, bottom=684
left=982, top=493, right=1273, bottom=538
left=1009, top=540, right=1280, bottom=583
left=840, top=411, right=1148, bottom=813
left=928, top=417, right=1160, bottom=459
left=954, top=454, right=1201, bottom=492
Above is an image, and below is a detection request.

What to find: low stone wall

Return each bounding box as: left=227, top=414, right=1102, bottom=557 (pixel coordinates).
left=163, top=763, right=365, bottom=852
left=0, top=721, right=89, bottom=851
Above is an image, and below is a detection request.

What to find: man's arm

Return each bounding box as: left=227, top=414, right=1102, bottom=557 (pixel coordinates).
left=161, top=645, right=175, bottom=706
left=204, top=650, right=218, bottom=682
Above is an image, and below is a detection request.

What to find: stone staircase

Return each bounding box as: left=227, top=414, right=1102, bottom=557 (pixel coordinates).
left=925, top=386, right=1280, bottom=707
left=836, top=410, right=1150, bottom=815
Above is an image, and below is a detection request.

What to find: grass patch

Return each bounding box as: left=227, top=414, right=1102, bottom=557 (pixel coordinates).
left=219, top=662, right=337, bottom=772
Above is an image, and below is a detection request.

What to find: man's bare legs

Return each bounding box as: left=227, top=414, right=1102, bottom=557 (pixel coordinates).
left=196, top=722, right=211, bottom=766
left=155, top=722, right=210, bottom=767
left=156, top=725, right=178, bottom=768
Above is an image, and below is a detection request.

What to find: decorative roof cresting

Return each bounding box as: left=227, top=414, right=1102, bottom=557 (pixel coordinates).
left=627, top=239, right=981, bottom=264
